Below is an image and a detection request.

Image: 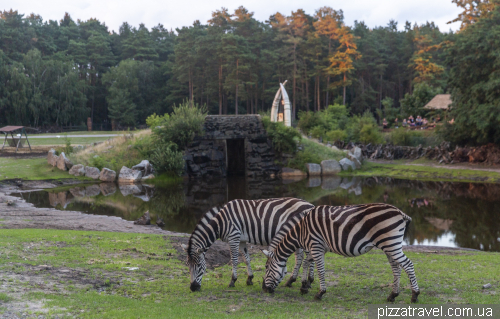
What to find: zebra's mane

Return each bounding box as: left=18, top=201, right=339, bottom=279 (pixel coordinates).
left=268, top=207, right=312, bottom=252
left=186, top=206, right=222, bottom=259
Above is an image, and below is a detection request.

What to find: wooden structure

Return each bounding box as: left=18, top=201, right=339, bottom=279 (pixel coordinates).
left=1, top=126, right=32, bottom=152
left=424, top=94, right=452, bottom=110
left=270, top=81, right=291, bottom=127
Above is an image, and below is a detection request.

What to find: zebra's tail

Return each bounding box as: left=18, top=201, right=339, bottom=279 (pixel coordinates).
left=401, top=212, right=412, bottom=240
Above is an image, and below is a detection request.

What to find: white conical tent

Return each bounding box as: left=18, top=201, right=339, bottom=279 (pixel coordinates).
left=270, top=81, right=291, bottom=127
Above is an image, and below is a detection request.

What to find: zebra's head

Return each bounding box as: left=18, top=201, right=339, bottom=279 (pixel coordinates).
left=261, top=249, right=287, bottom=293
left=181, top=243, right=207, bottom=292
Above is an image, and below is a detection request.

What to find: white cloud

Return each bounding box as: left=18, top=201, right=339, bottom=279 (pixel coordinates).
left=1, top=0, right=462, bottom=32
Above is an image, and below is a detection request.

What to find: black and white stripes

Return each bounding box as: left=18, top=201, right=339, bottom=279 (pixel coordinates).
left=182, top=198, right=315, bottom=291
left=262, top=203, right=420, bottom=303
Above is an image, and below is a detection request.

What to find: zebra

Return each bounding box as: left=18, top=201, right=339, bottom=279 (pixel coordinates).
left=181, top=198, right=315, bottom=292
left=262, top=204, right=420, bottom=303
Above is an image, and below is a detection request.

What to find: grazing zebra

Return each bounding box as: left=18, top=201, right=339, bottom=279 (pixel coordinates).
left=262, top=204, right=420, bottom=303
left=181, top=198, right=315, bottom=292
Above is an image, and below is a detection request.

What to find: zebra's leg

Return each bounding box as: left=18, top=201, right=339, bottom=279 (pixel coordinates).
left=300, top=254, right=314, bottom=293
left=385, top=253, right=402, bottom=302
left=307, top=251, right=315, bottom=284
left=228, top=238, right=241, bottom=288
left=239, top=241, right=254, bottom=285
left=311, top=250, right=327, bottom=300
left=285, top=248, right=304, bottom=287
left=384, top=247, right=420, bottom=303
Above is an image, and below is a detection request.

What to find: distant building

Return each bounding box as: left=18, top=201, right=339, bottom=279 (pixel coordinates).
left=424, top=94, right=452, bottom=110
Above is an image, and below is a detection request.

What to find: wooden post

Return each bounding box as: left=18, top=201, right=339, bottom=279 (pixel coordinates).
left=87, top=117, right=92, bottom=132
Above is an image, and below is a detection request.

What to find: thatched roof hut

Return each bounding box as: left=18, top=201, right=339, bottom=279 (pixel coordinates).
left=424, top=94, right=452, bottom=110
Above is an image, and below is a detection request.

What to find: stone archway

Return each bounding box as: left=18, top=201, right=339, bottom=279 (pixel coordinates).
left=270, top=81, right=291, bottom=127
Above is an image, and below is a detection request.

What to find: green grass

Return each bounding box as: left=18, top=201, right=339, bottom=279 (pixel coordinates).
left=0, top=157, right=92, bottom=181
left=28, top=136, right=113, bottom=146
left=0, top=229, right=498, bottom=318
left=34, top=131, right=137, bottom=136
left=346, top=161, right=500, bottom=183
left=288, top=139, right=345, bottom=171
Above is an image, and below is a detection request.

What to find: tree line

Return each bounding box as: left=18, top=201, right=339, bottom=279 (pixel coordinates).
left=0, top=1, right=499, bottom=145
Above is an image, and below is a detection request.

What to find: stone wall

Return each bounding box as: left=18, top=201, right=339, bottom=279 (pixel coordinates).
left=184, top=115, right=279, bottom=178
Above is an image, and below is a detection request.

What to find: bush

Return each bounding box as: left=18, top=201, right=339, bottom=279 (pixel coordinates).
left=149, top=143, right=184, bottom=176
left=325, top=129, right=347, bottom=143
left=146, top=113, right=169, bottom=128
left=153, top=101, right=207, bottom=148
left=297, top=111, right=326, bottom=135
left=262, top=116, right=301, bottom=154
left=346, top=111, right=384, bottom=144
left=89, top=155, right=116, bottom=171
left=388, top=129, right=425, bottom=146
left=297, top=104, right=349, bottom=135
left=310, top=126, right=326, bottom=139
left=359, top=123, right=384, bottom=144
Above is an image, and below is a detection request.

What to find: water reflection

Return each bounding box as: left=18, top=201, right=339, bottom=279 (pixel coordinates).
left=13, top=176, right=500, bottom=252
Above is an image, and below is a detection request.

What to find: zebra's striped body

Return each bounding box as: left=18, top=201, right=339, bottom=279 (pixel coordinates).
left=182, top=198, right=315, bottom=291
left=262, top=204, right=420, bottom=303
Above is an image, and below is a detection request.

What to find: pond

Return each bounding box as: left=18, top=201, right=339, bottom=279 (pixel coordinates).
left=13, top=176, right=500, bottom=252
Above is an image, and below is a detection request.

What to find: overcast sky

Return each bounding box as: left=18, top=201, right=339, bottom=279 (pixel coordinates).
left=2, top=0, right=462, bottom=33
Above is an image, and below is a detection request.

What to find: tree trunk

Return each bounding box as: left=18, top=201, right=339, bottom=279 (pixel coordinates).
left=235, top=59, right=239, bottom=115
left=305, top=66, right=309, bottom=111
left=317, top=75, right=321, bottom=112
left=343, top=72, right=346, bottom=105
left=219, top=63, right=222, bottom=115
left=313, top=76, right=317, bottom=111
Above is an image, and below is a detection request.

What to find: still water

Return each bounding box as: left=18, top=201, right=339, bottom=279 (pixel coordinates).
left=13, top=176, right=500, bottom=252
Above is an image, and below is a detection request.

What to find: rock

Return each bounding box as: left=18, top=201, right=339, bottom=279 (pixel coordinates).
left=119, top=184, right=142, bottom=196
left=340, top=177, right=355, bottom=190
left=281, top=167, right=307, bottom=177
left=483, top=283, right=492, bottom=289
left=132, top=160, right=153, bottom=176
left=321, top=160, right=341, bottom=175
left=349, top=185, right=362, bottom=196
left=99, top=168, right=117, bottom=182
left=118, top=166, right=143, bottom=183
left=352, top=146, right=363, bottom=160
left=307, top=177, right=321, bottom=188
left=141, top=174, right=155, bottom=182
left=99, top=183, right=116, bottom=196
left=156, top=218, right=165, bottom=227
left=347, top=154, right=362, bottom=169
left=85, top=166, right=100, bottom=180
left=6, top=200, right=14, bottom=206
left=339, top=158, right=356, bottom=171
left=85, top=184, right=101, bottom=197
left=68, top=164, right=85, bottom=176
left=69, top=187, right=86, bottom=197
left=306, top=163, right=321, bottom=176
left=56, top=152, right=72, bottom=171
left=321, top=176, right=341, bottom=190
left=134, top=210, right=151, bottom=225
left=47, top=149, right=57, bottom=166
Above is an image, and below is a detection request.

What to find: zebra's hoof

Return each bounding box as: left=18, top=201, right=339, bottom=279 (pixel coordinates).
left=228, top=281, right=236, bottom=288
left=308, top=276, right=314, bottom=284
left=387, top=292, right=399, bottom=302
left=246, top=276, right=254, bottom=286
left=285, top=277, right=296, bottom=287
left=411, top=290, right=420, bottom=303
left=314, top=292, right=325, bottom=300
left=301, top=280, right=311, bottom=289
left=300, top=287, right=309, bottom=295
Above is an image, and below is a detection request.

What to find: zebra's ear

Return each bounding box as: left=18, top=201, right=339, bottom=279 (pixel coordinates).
left=262, top=249, right=273, bottom=258
left=181, top=244, right=188, bottom=251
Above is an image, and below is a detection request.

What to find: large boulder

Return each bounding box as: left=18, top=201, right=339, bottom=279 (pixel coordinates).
left=47, top=149, right=57, bottom=166
left=321, top=176, right=341, bottom=190
left=68, top=164, right=85, bottom=176
left=84, top=166, right=100, bottom=179
left=320, top=160, right=341, bottom=175
left=132, top=160, right=154, bottom=176
left=99, top=183, right=116, bottom=196
left=347, top=153, right=362, bottom=169
left=118, top=166, right=143, bottom=183
left=99, top=168, right=117, bottom=182
left=119, top=184, right=142, bottom=196
left=307, top=177, right=321, bottom=188
left=339, top=158, right=356, bottom=171
left=56, top=152, right=72, bottom=171
left=352, top=146, right=363, bottom=160
left=306, top=163, right=321, bottom=176
left=85, top=184, right=101, bottom=197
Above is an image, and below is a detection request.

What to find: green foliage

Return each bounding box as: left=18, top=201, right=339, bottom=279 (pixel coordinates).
left=377, top=97, right=399, bottom=126
left=441, top=5, right=500, bottom=145
left=310, top=126, right=325, bottom=139
left=287, top=139, right=344, bottom=171
left=388, top=128, right=426, bottom=146
left=146, top=113, right=169, bottom=128
left=297, top=104, right=350, bottom=137
left=297, top=111, right=326, bottom=135
left=262, top=116, right=301, bottom=154
left=149, top=143, right=184, bottom=176
left=346, top=111, right=384, bottom=144
left=400, top=83, right=443, bottom=118
left=325, top=129, right=347, bottom=143
left=153, top=101, right=207, bottom=149
left=88, top=155, right=116, bottom=171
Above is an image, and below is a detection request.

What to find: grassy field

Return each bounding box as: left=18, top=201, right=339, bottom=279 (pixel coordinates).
left=346, top=161, right=500, bottom=183
left=0, top=157, right=91, bottom=181
left=0, top=229, right=498, bottom=318
left=28, top=136, right=112, bottom=146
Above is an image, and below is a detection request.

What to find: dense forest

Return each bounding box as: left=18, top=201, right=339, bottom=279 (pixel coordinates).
left=0, top=1, right=499, bottom=144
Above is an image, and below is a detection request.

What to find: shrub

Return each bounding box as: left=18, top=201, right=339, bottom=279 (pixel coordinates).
left=89, top=155, right=116, bottom=171
left=149, top=143, right=184, bottom=176
left=359, top=123, right=384, bottom=144
left=310, top=126, right=326, bottom=139
left=346, top=111, right=384, bottom=144
left=146, top=113, right=169, bottom=128
left=153, top=101, right=207, bottom=149
left=325, top=129, right=347, bottom=143
left=262, top=116, right=301, bottom=154
left=297, top=111, right=326, bottom=135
